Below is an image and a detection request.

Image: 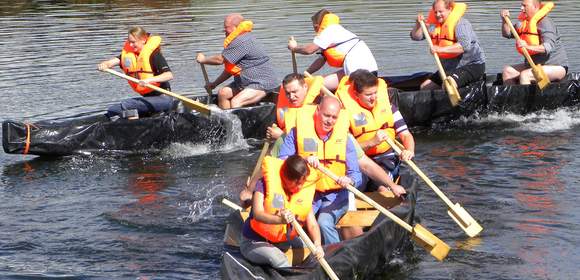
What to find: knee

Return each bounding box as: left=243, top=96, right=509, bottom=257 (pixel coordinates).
left=502, top=65, right=518, bottom=78
left=218, top=87, right=232, bottom=99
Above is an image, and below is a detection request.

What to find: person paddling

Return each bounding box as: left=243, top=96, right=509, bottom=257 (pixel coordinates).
left=196, top=13, right=278, bottom=109
left=410, top=0, right=486, bottom=90
left=98, top=26, right=175, bottom=119
left=500, top=0, right=568, bottom=85
left=288, top=9, right=378, bottom=92
left=240, top=155, right=323, bottom=268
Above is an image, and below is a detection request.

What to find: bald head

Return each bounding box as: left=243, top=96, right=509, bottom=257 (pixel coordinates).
left=224, top=13, right=244, bottom=36
left=315, top=96, right=342, bottom=135
left=318, top=95, right=341, bottom=112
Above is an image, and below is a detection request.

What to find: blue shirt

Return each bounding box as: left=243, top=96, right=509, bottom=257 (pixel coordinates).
left=278, top=128, right=362, bottom=209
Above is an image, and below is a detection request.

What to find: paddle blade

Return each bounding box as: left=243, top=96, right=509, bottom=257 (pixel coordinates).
left=532, top=64, right=550, bottom=90
left=411, top=223, right=450, bottom=261
left=447, top=203, right=483, bottom=238
left=444, top=79, right=461, bottom=107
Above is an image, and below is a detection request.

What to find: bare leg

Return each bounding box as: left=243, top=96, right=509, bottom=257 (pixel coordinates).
left=420, top=79, right=440, bottom=90
left=218, top=86, right=235, bottom=109
left=542, top=65, right=567, bottom=82
left=502, top=63, right=527, bottom=85
left=230, top=88, right=267, bottom=108
left=323, top=70, right=344, bottom=92
left=341, top=226, right=364, bottom=240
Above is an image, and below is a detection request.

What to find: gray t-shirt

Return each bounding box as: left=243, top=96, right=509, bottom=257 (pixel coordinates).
left=222, top=32, right=278, bottom=91
left=438, top=18, right=486, bottom=71
left=513, top=17, right=568, bottom=67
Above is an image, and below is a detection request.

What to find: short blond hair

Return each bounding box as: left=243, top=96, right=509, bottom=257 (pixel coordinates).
left=432, top=0, right=454, bottom=9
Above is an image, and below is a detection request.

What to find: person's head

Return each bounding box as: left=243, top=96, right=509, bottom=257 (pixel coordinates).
left=521, top=0, right=541, bottom=19
left=349, top=69, right=379, bottom=109
left=127, top=26, right=149, bottom=53
left=431, top=0, right=454, bottom=24
left=311, top=8, right=330, bottom=32
left=224, top=13, right=244, bottom=36
left=315, top=95, right=341, bottom=136
left=280, top=155, right=310, bottom=193
left=282, top=73, right=308, bottom=107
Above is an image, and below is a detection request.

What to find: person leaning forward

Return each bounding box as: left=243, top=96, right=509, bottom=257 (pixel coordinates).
left=277, top=96, right=362, bottom=245
left=196, top=13, right=278, bottom=109
left=288, top=8, right=378, bottom=92
left=410, top=0, right=486, bottom=90
left=500, top=0, right=568, bottom=85
left=98, top=26, right=175, bottom=119
left=240, top=155, right=324, bottom=268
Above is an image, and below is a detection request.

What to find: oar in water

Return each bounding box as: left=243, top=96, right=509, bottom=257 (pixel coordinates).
left=418, top=19, right=462, bottom=107
left=502, top=15, right=550, bottom=90
left=221, top=198, right=340, bottom=280
left=386, top=138, right=483, bottom=238
left=289, top=36, right=298, bottom=74
left=316, top=165, right=450, bottom=261
left=197, top=53, right=213, bottom=105
left=101, top=68, right=212, bottom=116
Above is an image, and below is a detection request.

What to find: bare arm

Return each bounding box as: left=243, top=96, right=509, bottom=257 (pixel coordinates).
left=432, top=43, right=464, bottom=56
left=196, top=53, right=225, bottom=65
left=305, top=210, right=322, bottom=247
left=500, top=9, right=514, bottom=38
left=142, top=71, right=173, bottom=84
left=410, top=14, right=426, bottom=41
left=306, top=56, right=327, bottom=75
left=251, top=191, right=286, bottom=224
left=398, top=130, right=415, bottom=161
left=358, top=155, right=406, bottom=196
left=97, top=57, right=120, bottom=70
left=291, top=43, right=321, bottom=55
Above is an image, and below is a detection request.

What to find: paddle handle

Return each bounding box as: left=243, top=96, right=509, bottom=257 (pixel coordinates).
left=316, top=166, right=413, bottom=233
left=502, top=16, right=537, bottom=68
left=291, top=220, right=340, bottom=280
left=248, top=141, right=271, bottom=184
left=222, top=198, right=244, bottom=211
left=418, top=20, right=449, bottom=83
left=290, top=36, right=298, bottom=74
left=303, top=71, right=335, bottom=97
left=198, top=57, right=213, bottom=105
left=385, top=138, right=455, bottom=208
left=102, top=68, right=212, bottom=116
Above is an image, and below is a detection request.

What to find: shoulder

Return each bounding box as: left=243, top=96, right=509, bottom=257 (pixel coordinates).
left=538, top=16, right=556, bottom=30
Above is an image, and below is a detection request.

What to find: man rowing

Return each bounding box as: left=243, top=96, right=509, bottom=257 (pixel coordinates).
left=410, top=0, right=486, bottom=90
left=196, top=13, right=278, bottom=109
left=98, top=26, right=175, bottom=119
left=500, top=0, right=568, bottom=85
left=288, top=9, right=378, bottom=92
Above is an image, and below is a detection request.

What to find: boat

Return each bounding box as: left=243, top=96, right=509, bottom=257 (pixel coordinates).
left=3, top=73, right=579, bottom=156
left=220, top=170, right=417, bottom=279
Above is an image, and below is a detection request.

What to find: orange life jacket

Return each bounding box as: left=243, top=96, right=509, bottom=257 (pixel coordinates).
left=426, top=2, right=467, bottom=59
left=295, top=105, right=350, bottom=192
left=223, top=20, right=253, bottom=76
left=249, top=156, right=316, bottom=243
left=120, top=35, right=162, bottom=95
left=336, top=76, right=395, bottom=156
left=316, top=13, right=358, bottom=68
left=276, top=75, right=324, bottom=132
left=516, top=2, right=554, bottom=56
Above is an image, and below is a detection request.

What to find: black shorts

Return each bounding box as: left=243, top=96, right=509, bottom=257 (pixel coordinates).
left=430, top=63, right=485, bottom=88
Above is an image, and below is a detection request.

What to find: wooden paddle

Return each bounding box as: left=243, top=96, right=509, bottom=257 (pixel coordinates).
left=502, top=15, right=550, bottom=90
left=221, top=198, right=340, bottom=280
left=197, top=53, right=213, bottom=105
left=102, top=68, right=212, bottom=116
left=289, top=36, right=298, bottom=74
left=247, top=124, right=277, bottom=187
left=303, top=71, right=335, bottom=97
left=418, top=20, right=462, bottom=107
left=316, top=165, right=450, bottom=261
left=386, top=138, right=483, bottom=238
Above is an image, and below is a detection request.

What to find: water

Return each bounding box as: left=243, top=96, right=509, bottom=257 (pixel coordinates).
left=1, top=1, right=579, bottom=279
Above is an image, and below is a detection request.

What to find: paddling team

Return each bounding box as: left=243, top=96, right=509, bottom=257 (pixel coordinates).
left=97, top=0, right=568, bottom=268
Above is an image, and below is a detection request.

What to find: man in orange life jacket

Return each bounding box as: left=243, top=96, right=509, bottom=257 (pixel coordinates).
left=196, top=13, right=278, bottom=109
left=240, top=155, right=324, bottom=268
left=500, top=0, right=568, bottom=85
left=288, top=9, right=378, bottom=92
left=277, top=96, right=362, bottom=244
left=98, top=26, right=175, bottom=119
left=410, top=0, right=486, bottom=90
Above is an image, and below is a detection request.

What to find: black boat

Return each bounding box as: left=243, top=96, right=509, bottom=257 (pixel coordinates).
left=220, top=170, right=418, bottom=279
left=3, top=73, right=579, bottom=156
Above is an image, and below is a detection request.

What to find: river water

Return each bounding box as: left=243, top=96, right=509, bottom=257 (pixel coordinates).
left=1, top=1, right=579, bottom=279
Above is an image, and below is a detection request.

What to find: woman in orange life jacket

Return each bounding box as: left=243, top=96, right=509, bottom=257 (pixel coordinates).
left=500, top=0, right=568, bottom=85
left=240, top=155, right=324, bottom=268
left=97, top=26, right=175, bottom=119
left=410, top=0, right=486, bottom=90
left=288, top=8, right=378, bottom=92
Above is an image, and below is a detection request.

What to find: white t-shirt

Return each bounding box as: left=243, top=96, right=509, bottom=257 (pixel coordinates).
left=313, top=24, right=378, bottom=74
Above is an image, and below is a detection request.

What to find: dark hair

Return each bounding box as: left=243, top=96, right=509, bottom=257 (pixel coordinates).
left=282, top=73, right=306, bottom=87
left=281, top=155, right=310, bottom=182
left=349, top=69, right=378, bottom=93
left=311, top=8, right=330, bottom=26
